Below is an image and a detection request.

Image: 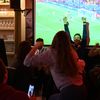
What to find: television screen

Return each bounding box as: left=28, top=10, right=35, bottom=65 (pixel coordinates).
left=35, top=0, right=100, bottom=45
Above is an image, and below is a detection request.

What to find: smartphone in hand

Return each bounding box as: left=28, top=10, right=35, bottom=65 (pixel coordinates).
left=28, top=85, right=34, bottom=97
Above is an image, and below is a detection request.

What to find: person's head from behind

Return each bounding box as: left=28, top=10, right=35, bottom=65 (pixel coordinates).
left=0, top=58, right=8, bottom=84
left=35, top=38, right=44, bottom=50
left=51, top=30, right=78, bottom=76
left=74, top=33, right=82, bottom=45
left=17, top=41, right=32, bottom=62
left=52, top=30, right=71, bottom=49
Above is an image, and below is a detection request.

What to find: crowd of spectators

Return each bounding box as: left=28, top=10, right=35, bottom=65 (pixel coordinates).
left=0, top=17, right=100, bottom=100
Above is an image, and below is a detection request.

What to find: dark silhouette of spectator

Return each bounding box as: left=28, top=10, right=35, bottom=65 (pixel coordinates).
left=0, top=39, right=8, bottom=66
left=88, top=66, right=100, bottom=100
left=24, top=30, right=87, bottom=100
left=11, top=41, right=34, bottom=93
left=0, top=58, right=30, bottom=100
left=88, top=43, right=100, bottom=69
left=85, top=43, right=100, bottom=90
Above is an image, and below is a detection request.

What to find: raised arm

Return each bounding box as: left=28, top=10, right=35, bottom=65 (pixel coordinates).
left=63, top=17, right=72, bottom=42
left=82, top=17, right=90, bottom=46
left=24, top=46, right=38, bottom=67
left=24, top=46, right=52, bottom=69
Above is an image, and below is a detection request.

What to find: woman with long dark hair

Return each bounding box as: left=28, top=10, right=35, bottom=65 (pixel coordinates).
left=24, top=31, right=87, bottom=100
left=12, top=41, right=33, bottom=93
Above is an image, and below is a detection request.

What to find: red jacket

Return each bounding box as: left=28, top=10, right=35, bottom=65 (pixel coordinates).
left=0, top=84, right=30, bottom=100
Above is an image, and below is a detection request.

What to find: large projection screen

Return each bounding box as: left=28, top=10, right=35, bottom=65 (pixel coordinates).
left=35, top=0, right=100, bottom=45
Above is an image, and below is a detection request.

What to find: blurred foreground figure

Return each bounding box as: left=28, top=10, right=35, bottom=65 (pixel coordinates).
left=0, top=58, right=30, bottom=100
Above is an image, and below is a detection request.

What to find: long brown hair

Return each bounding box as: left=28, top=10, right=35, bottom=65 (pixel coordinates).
left=51, top=31, right=78, bottom=77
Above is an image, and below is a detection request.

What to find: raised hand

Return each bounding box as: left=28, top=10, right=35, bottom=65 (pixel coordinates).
left=82, top=17, right=86, bottom=23
left=63, top=16, right=68, bottom=24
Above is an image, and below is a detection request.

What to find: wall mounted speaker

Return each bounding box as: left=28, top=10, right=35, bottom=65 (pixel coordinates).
left=10, top=0, right=20, bottom=9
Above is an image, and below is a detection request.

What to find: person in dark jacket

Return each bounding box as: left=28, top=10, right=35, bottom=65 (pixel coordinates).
left=12, top=41, right=33, bottom=93
left=63, top=17, right=90, bottom=60
left=0, top=58, right=30, bottom=100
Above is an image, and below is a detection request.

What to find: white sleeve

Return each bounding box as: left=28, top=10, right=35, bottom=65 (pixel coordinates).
left=24, top=48, right=53, bottom=67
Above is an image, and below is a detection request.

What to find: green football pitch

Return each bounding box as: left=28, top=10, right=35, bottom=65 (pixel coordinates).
left=35, top=2, right=100, bottom=45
